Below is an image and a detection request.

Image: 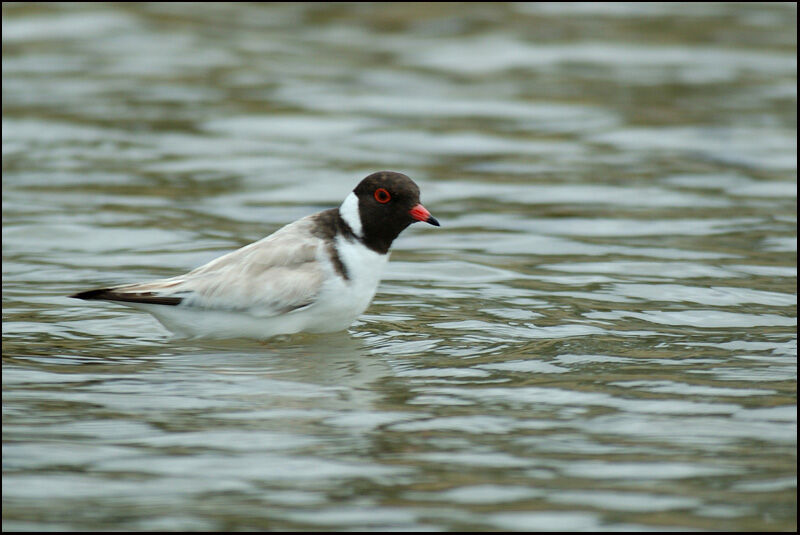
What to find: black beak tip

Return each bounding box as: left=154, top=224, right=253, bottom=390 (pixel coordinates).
left=427, top=216, right=441, bottom=227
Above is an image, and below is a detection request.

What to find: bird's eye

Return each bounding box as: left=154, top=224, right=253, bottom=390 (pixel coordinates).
left=374, top=188, right=391, bottom=204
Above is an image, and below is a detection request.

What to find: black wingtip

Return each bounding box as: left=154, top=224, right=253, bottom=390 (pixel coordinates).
left=70, top=288, right=115, bottom=301
left=69, top=288, right=183, bottom=306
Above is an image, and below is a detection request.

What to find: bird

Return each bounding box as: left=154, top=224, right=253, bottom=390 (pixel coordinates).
left=70, top=171, right=440, bottom=339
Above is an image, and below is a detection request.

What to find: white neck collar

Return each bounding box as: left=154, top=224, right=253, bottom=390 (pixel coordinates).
left=338, top=192, right=363, bottom=237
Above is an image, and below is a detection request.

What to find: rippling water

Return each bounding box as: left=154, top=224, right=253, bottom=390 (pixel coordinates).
left=2, top=2, right=796, bottom=531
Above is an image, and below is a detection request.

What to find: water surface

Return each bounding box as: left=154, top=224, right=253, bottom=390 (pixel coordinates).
left=2, top=2, right=796, bottom=531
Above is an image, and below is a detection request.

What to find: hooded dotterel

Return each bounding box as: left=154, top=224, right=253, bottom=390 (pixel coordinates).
left=71, top=171, right=440, bottom=339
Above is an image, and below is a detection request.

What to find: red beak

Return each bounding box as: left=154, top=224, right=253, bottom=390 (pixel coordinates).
left=409, top=204, right=440, bottom=226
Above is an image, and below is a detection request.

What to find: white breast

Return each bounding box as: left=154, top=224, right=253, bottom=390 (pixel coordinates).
left=305, top=236, right=388, bottom=332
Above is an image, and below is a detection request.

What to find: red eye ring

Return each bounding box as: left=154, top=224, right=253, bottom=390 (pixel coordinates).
left=374, top=188, right=391, bottom=204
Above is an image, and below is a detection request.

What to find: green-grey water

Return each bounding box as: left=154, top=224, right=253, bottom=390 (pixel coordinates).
left=2, top=2, right=796, bottom=531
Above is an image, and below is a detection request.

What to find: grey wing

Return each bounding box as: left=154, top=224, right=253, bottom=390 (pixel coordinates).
left=76, top=218, right=328, bottom=316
